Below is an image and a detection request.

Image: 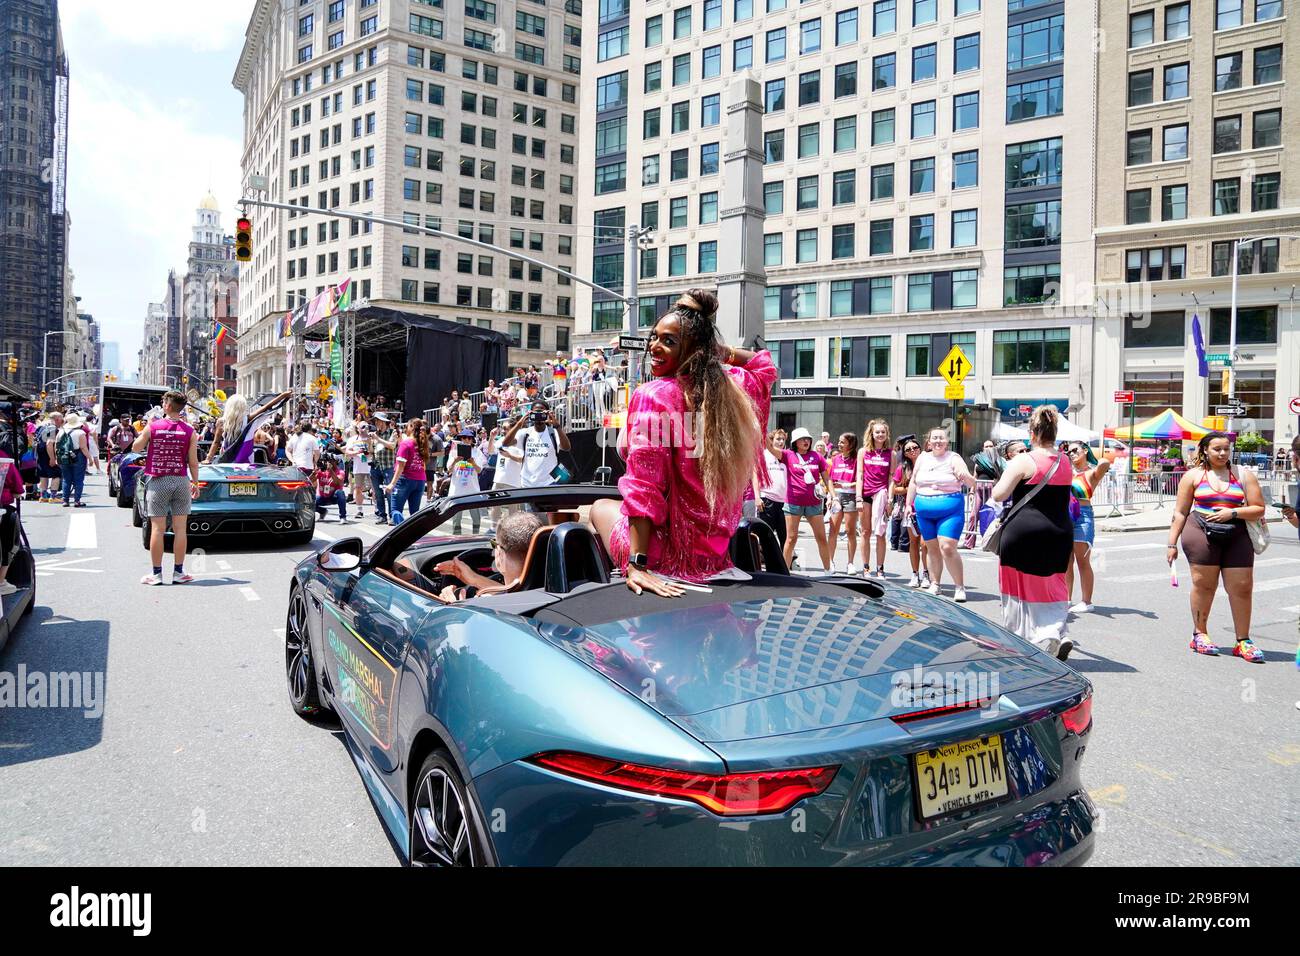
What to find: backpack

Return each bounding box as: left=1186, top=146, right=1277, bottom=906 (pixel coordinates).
left=56, top=429, right=79, bottom=466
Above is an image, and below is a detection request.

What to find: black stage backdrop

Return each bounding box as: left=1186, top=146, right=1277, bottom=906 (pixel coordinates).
left=353, top=308, right=509, bottom=416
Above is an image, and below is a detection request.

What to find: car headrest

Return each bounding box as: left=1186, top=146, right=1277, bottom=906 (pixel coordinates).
left=544, top=522, right=611, bottom=593
left=729, top=518, right=790, bottom=575
left=515, top=525, right=555, bottom=592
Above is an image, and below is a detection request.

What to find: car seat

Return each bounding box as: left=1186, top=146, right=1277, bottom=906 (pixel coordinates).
left=543, top=522, right=611, bottom=593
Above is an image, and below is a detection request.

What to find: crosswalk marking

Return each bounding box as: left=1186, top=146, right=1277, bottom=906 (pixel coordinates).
left=1093, top=542, right=1170, bottom=554
left=239, top=587, right=260, bottom=602
left=64, top=513, right=96, bottom=551
left=1252, top=576, right=1300, bottom=594
left=313, top=527, right=337, bottom=543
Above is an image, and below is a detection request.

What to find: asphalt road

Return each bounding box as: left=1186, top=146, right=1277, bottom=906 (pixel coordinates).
left=1, top=472, right=1297, bottom=866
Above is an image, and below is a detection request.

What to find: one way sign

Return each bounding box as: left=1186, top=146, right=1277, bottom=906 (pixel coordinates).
left=938, top=345, right=972, bottom=386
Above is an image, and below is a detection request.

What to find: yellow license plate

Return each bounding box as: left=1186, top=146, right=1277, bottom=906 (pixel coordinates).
left=229, top=483, right=259, bottom=496
left=913, top=735, right=1009, bottom=820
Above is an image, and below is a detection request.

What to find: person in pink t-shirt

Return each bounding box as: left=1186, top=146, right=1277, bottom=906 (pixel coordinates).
left=591, top=289, right=778, bottom=595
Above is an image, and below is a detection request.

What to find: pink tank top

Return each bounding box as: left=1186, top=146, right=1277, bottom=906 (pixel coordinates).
left=144, top=418, right=194, bottom=477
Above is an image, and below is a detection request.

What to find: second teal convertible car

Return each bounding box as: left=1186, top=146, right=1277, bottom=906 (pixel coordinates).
left=134, top=461, right=315, bottom=546
left=287, top=485, right=1097, bottom=867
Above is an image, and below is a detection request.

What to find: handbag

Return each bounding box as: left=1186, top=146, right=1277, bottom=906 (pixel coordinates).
left=1246, top=516, right=1270, bottom=554
left=980, top=453, right=1064, bottom=555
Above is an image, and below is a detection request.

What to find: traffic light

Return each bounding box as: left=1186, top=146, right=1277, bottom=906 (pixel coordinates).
left=235, top=215, right=253, bottom=262
left=6, top=357, right=16, bottom=375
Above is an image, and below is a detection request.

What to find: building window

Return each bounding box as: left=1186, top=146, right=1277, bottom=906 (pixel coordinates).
left=1165, top=3, right=1190, bottom=39
left=1253, top=108, right=1281, bottom=147
left=1004, top=200, right=1061, bottom=248
left=871, top=164, right=894, bottom=200
left=764, top=233, right=783, bottom=266
left=873, top=52, right=896, bottom=90
left=912, top=100, right=936, bottom=138
left=1003, top=262, right=1060, bottom=306
left=955, top=33, right=980, bottom=73
left=766, top=27, right=787, bottom=62
left=1214, top=115, right=1241, bottom=154
left=993, top=328, right=1069, bottom=375
left=833, top=169, right=855, bottom=205
left=907, top=275, right=933, bottom=313
left=952, top=209, right=977, bottom=248
left=1213, top=178, right=1240, bottom=215
left=835, top=62, right=858, bottom=97
left=909, top=214, right=934, bottom=251
left=1129, top=11, right=1155, bottom=47
left=1007, top=76, right=1062, bottom=122
left=1126, top=189, right=1151, bottom=224
left=800, top=18, right=821, bottom=55
left=1216, top=0, right=1243, bottom=30
left=913, top=43, right=936, bottom=82
left=1254, top=45, right=1282, bottom=85
left=1253, top=173, right=1281, bottom=211
left=699, top=241, right=718, bottom=273
left=669, top=245, right=687, bottom=276
left=797, top=175, right=819, bottom=210
left=831, top=223, right=855, bottom=259
left=1127, top=129, right=1152, bottom=166
left=906, top=332, right=933, bottom=372
left=910, top=157, right=935, bottom=194
left=764, top=130, right=784, bottom=163
left=953, top=149, right=979, bottom=188
left=799, top=71, right=820, bottom=107
left=1006, top=138, right=1062, bottom=188
left=873, top=1, right=897, bottom=36
left=1161, top=184, right=1188, bottom=221
left=1124, top=311, right=1186, bottom=349
left=765, top=78, right=786, bottom=113
left=870, top=277, right=893, bottom=314
left=796, top=228, right=817, bottom=262
left=870, top=220, right=894, bottom=255
left=734, top=37, right=753, bottom=69
left=1164, top=62, right=1189, bottom=100
left=1125, top=246, right=1186, bottom=282
left=1129, top=70, right=1154, bottom=106
left=1209, top=306, right=1277, bottom=346
left=1008, top=15, right=1064, bottom=70
left=872, top=108, right=895, bottom=145
left=1162, top=124, right=1188, bottom=161
left=953, top=92, right=979, bottom=131
left=764, top=181, right=784, bottom=214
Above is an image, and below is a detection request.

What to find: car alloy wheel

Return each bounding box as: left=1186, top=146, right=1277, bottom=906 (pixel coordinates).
left=411, top=762, right=477, bottom=867
left=284, top=589, right=323, bottom=716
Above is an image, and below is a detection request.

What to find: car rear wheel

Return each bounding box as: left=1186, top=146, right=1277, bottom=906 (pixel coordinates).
left=116, top=484, right=132, bottom=508
left=285, top=588, right=326, bottom=718
left=409, top=751, right=491, bottom=868
left=131, top=498, right=144, bottom=527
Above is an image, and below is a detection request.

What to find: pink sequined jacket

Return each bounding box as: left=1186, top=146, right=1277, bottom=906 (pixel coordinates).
left=614, top=350, right=778, bottom=581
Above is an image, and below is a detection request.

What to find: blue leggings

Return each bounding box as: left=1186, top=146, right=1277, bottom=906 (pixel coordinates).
left=914, top=492, right=965, bottom=541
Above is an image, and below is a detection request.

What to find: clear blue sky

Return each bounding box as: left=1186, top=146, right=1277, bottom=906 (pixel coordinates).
left=62, top=0, right=253, bottom=375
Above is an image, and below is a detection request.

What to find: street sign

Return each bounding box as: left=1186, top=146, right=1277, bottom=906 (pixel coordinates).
left=1290, top=396, right=1300, bottom=415
left=618, top=335, right=646, bottom=351
left=944, top=383, right=965, bottom=401
left=938, top=346, right=972, bottom=386
left=1205, top=352, right=1231, bottom=366
left=1215, top=404, right=1247, bottom=417
left=1113, top=390, right=1135, bottom=404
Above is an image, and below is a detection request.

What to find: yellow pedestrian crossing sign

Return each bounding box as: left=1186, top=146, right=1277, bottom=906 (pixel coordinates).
left=939, top=345, right=972, bottom=386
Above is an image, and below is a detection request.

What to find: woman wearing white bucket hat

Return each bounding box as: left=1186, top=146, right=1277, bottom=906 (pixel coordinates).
left=781, top=427, right=834, bottom=570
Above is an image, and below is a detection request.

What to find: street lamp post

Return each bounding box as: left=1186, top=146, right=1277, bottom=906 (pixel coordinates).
left=42, top=329, right=74, bottom=393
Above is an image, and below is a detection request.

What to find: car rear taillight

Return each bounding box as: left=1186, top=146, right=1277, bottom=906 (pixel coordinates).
left=528, top=751, right=837, bottom=816
left=276, top=481, right=309, bottom=491
left=1061, top=695, right=1092, bottom=735
left=194, top=482, right=210, bottom=490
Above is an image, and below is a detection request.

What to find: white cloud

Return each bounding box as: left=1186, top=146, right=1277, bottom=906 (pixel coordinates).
left=61, top=0, right=255, bottom=54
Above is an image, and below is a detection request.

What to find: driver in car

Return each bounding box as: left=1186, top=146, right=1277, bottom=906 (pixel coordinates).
left=423, top=510, right=544, bottom=602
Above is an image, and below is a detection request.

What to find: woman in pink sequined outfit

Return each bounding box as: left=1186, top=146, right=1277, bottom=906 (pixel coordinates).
left=591, top=289, right=778, bottom=596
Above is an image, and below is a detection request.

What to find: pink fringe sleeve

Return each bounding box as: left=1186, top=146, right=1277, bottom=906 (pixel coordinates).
left=616, top=386, right=672, bottom=526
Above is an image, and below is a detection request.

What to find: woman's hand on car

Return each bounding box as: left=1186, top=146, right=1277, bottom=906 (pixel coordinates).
left=625, top=564, right=685, bottom=598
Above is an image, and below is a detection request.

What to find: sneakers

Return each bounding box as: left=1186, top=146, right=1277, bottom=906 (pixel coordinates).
left=874, top=567, right=887, bottom=580
left=1056, top=639, right=1074, bottom=661
left=845, top=563, right=859, bottom=575
left=141, top=573, right=164, bottom=586
left=1232, top=638, right=1265, bottom=663
left=374, top=516, right=388, bottom=525
left=1189, top=632, right=1219, bottom=656
left=0, top=581, right=19, bottom=597
left=927, top=582, right=941, bottom=597
left=338, top=517, right=350, bottom=525
left=953, top=587, right=967, bottom=603
left=173, top=572, right=195, bottom=585
left=907, top=573, right=920, bottom=588
left=1069, top=602, right=1092, bottom=614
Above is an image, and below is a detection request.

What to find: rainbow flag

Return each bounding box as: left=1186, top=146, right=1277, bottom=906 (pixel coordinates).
left=213, top=323, right=230, bottom=350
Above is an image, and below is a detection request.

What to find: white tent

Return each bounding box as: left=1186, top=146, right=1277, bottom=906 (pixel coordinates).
left=991, top=417, right=1098, bottom=443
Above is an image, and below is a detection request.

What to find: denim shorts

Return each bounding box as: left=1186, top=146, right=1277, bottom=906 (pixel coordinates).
left=1072, top=505, right=1095, bottom=545
left=784, top=502, right=824, bottom=518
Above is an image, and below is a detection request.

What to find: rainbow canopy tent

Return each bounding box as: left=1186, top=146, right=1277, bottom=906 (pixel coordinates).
left=1104, top=408, right=1209, bottom=442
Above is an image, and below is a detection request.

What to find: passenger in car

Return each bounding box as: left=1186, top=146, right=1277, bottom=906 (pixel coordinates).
left=429, top=510, right=544, bottom=602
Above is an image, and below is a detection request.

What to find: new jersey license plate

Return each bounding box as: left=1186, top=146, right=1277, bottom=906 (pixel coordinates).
left=229, top=483, right=259, bottom=496
left=913, top=734, right=1008, bottom=820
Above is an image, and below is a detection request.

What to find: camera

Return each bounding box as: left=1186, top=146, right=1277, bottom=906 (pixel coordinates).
left=531, top=408, right=549, bottom=426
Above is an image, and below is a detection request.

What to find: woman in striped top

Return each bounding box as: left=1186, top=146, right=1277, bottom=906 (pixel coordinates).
left=1168, top=432, right=1267, bottom=662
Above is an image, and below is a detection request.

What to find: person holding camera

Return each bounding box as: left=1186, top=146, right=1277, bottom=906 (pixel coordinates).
left=449, top=428, right=484, bottom=535
left=507, top=405, right=571, bottom=489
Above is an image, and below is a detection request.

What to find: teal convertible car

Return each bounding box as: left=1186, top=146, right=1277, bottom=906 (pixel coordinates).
left=133, top=460, right=316, bottom=546
left=287, top=485, right=1097, bottom=867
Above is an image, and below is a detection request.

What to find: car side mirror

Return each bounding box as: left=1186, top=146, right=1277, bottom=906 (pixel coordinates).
left=317, top=537, right=364, bottom=573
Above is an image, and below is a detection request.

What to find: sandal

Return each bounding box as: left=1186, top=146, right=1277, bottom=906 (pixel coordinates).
left=1232, top=638, right=1265, bottom=664
left=1189, top=632, right=1219, bottom=656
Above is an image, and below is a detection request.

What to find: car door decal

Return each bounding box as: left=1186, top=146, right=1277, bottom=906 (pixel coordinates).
left=323, top=603, right=398, bottom=751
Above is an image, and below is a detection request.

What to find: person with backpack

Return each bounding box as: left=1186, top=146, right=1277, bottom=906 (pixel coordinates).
left=504, top=406, right=570, bottom=488
left=35, top=411, right=63, bottom=502
left=56, top=413, right=93, bottom=507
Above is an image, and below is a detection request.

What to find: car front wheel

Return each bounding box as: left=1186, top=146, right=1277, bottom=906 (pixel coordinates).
left=409, top=751, right=491, bottom=868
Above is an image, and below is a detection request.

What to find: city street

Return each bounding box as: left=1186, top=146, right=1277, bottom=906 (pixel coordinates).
left=1, top=473, right=1296, bottom=866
